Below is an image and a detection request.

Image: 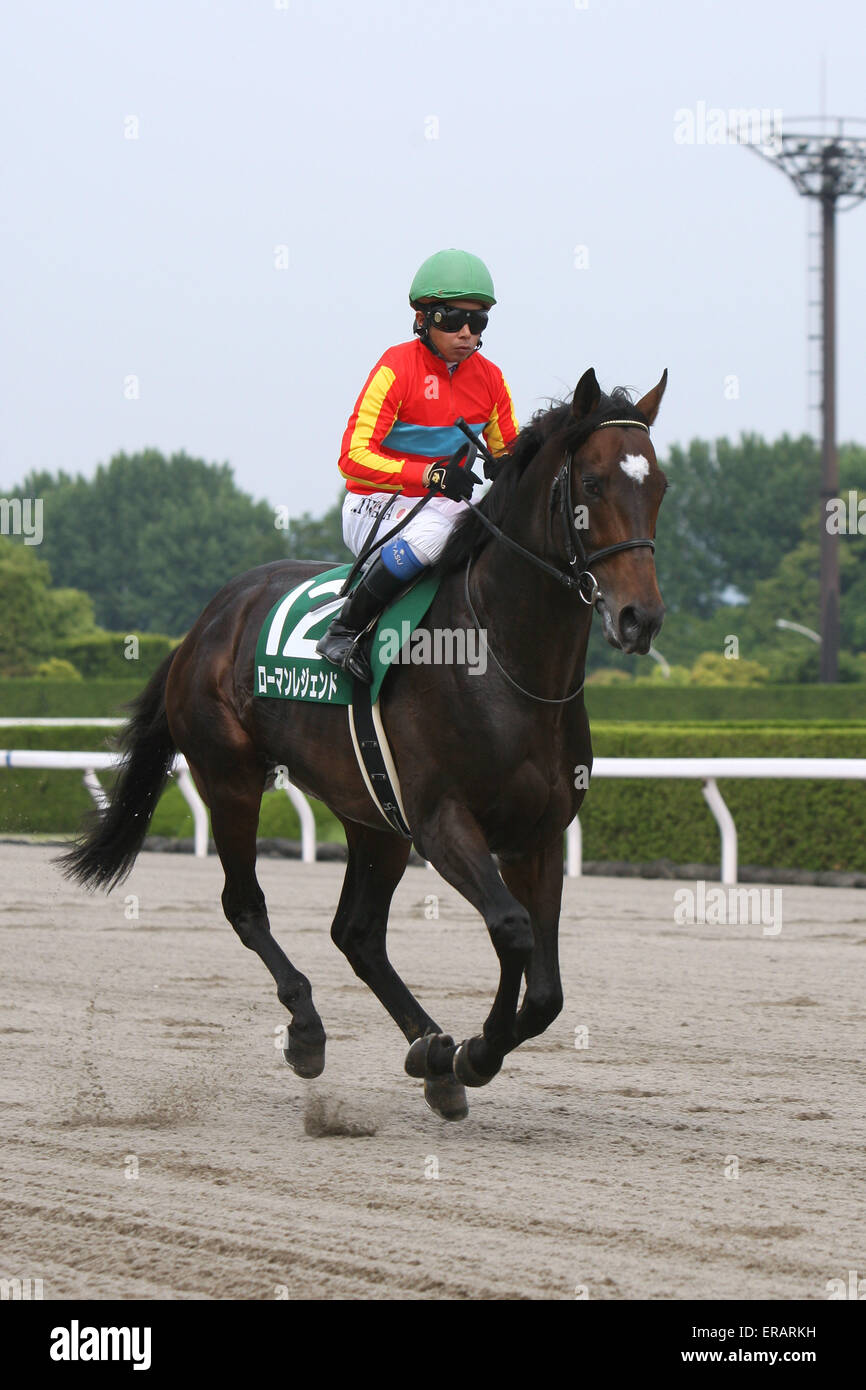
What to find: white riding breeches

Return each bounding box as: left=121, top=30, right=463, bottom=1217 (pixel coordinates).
left=341, top=491, right=470, bottom=566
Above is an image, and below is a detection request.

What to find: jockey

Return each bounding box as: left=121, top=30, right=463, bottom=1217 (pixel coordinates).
left=316, top=248, right=520, bottom=682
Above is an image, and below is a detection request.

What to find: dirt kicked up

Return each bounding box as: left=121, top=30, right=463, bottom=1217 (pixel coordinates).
left=0, top=843, right=863, bottom=1300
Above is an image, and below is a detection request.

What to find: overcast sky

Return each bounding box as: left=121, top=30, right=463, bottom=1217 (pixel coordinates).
left=2, top=0, right=864, bottom=519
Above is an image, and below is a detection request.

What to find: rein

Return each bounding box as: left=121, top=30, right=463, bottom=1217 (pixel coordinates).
left=463, top=561, right=588, bottom=705
left=461, top=415, right=656, bottom=704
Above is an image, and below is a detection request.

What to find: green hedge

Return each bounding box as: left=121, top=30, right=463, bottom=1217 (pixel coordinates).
left=584, top=684, right=866, bottom=722
left=3, top=720, right=865, bottom=873
left=57, top=633, right=178, bottom=680
left=0, top=680, right=143, bottom=717
left=3, top=679, right=864, bottom=722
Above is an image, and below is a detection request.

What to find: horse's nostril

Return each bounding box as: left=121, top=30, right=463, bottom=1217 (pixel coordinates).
left=619, top=605, right=664, bottom=651
left=619, top=605, right=642, bottom=640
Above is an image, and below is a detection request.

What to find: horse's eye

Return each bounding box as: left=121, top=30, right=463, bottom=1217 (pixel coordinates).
left=581, top=476, right=601, bottom=498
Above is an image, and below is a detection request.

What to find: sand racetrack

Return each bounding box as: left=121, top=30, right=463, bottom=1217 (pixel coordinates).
left=1, top=843, right=864, bottom=1301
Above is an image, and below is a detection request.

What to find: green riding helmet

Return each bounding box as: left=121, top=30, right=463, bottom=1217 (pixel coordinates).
left=409, top=249, right=497, bottom=307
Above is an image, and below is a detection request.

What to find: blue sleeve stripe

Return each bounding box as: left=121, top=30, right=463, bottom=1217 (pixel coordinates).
left=381, top=421, right=488, bottom=458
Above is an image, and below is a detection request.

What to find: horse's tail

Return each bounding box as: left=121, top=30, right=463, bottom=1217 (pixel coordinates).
left=57, top=651, right=179, bottom=892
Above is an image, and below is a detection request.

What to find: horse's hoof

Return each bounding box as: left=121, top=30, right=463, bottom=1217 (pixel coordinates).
left=453, top=1039, right=498, bottom=1088
left=405, top=1033, right=453, bottom=1079
left=283, top=1034, right=326, bottom=1079
left=404, top=1035, right=431, bottom=1078
left=424, top=1074, right=469, bottom=1122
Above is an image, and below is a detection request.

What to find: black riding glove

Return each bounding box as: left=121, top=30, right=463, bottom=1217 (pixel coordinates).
left=426, top=444, right=483, bottom=502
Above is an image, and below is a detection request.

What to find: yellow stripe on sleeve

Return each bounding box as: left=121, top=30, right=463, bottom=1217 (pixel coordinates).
left=345, top=365, right=406, bottom=479
left=484, top=376, right=519, bottom=456
left=485, top=405, right=507, bottom=457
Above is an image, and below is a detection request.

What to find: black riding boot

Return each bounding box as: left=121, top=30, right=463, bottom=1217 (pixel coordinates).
left=315, top=555, right=414, bottom=683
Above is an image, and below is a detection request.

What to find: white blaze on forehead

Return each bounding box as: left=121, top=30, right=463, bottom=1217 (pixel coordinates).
left=620, top=453, right=649, bottom=483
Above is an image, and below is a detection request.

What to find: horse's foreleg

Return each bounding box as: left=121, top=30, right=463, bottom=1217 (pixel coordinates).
left=199, top=757, right=327, bottom=1078
left=331, top=821, right=468, bottom=1120
left=412, top=798, right=534, bottom=1087
left=499, top=838, right=565, bottom=1047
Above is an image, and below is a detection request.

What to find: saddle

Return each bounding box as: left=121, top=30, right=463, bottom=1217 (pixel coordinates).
left=254, top=563, right=440, bottom=707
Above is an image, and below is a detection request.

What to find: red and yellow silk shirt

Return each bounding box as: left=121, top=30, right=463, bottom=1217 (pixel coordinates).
left=339, top=338, right=520, bottom=496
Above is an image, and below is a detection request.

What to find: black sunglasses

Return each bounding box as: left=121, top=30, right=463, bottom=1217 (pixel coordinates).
left=428, top=306, right=489, bottom=334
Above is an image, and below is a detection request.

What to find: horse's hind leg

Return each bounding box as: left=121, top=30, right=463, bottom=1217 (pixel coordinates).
left=331, top=820, right=468, bottom=1120
left=196, top=752, right=327, bottom=1078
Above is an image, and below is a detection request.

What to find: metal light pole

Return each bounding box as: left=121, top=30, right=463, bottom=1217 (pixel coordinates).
left=748, top=118, right=866, bottom=682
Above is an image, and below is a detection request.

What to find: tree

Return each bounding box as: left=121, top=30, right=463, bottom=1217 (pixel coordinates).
left=689, top=652, right=770, bottom=685
left=587, top=436, right=866, bottom=680
left=8, top=452, right=293, bottom=634
left=0, top=539, right=96, bottom=675
left=283, top=494, right=352, bottom=564
left=655, top=433, right=818, bottom=617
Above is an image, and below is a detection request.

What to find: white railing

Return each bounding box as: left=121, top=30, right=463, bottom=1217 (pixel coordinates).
left=567, top=758, right=866, bottom=885
left=1, top=744, right=316, bottom=864
left=0, top=719, right=128, bottom=728
left=3, top=725, right=864, bottom=885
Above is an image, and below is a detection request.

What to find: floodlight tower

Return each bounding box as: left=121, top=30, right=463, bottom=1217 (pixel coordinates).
left=749, top=117, right=866, bottom=682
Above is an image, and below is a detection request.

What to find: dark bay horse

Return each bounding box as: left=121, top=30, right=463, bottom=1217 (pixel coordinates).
left=60, top=367, right=668, bottom=1121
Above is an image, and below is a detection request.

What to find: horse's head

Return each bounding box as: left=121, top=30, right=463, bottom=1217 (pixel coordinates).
left=436, top=370, right=669, bottom=662
left=561, top=367, right=668, bottom=655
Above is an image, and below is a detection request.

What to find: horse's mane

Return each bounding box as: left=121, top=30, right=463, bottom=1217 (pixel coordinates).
left=434, top=385, right=645, bottom=576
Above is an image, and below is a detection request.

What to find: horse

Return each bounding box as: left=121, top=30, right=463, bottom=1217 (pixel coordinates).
left=59, top=367, right=668, bottom=1122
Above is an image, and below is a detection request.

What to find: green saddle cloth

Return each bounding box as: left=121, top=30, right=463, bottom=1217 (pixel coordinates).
left=254, top=563, right=441, bottom=706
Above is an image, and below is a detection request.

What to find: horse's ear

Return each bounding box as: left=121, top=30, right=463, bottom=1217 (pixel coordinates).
left=572, top=368, right=601, bottom=421
left=635, top=369, right=668, bottom=426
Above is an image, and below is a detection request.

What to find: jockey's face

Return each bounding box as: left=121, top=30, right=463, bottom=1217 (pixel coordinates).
left=416, top=298, right=488, bottom=363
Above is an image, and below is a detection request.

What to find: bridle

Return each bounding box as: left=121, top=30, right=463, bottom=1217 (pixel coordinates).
left=462, top=413, right=657, bottom=704
left=463, top=414, right=655, bottom=604
left=551, top=418, right=655, bottom=606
